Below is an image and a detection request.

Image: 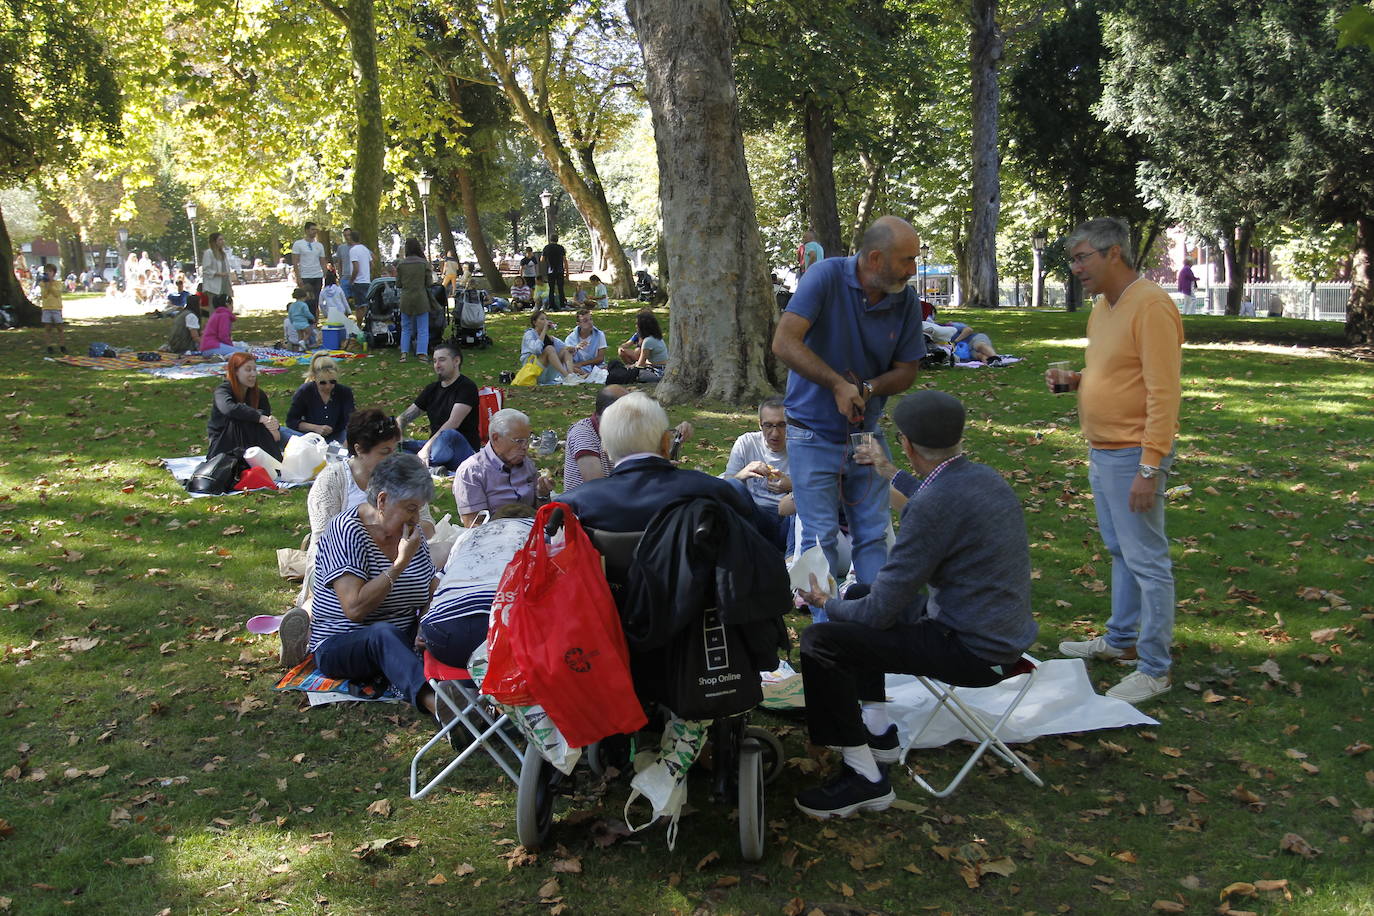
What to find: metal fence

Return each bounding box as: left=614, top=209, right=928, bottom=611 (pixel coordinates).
left=1008, top=281, right=1349, bottom=321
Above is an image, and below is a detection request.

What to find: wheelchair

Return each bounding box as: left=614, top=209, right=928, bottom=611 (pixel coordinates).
left=511, top=510, right=785, bottom=861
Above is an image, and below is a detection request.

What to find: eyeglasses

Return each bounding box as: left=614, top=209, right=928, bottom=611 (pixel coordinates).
left=504, top=436, right=530, bottom=446
left=1069, top=248, right=1107, bottom=266
left=760, top=422, right=787, bottom=431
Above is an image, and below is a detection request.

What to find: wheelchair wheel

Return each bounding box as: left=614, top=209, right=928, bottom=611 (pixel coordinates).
left=515, top=744, right=556, bottom=849
left=737, top=737, right=765, bottom=862
left=745, top=726, right=785, bottom=786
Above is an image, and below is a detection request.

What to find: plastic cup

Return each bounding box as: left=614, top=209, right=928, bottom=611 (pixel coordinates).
left=850, top=431, right=875, bottom=458
left=1049, top=361, right=1072, bottom=394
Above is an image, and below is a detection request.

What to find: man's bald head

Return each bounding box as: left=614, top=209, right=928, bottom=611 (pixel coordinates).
left=858, top=216, right=919, bottom=259
left=595, top=385, right=630, bottom=416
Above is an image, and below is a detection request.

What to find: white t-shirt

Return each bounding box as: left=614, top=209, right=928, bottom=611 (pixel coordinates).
left=183, top=311, right=201, bottom=331
left=349, top=244, right=374, bottom=285
left=722, top=430, right=789, bottom=513
left=292, top=239, right=326, bottom=278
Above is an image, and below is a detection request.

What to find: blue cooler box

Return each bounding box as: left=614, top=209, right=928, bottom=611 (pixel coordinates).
left=321, top=327, right=344, bottom=350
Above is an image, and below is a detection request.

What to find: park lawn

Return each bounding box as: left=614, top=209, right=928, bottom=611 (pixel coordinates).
left=0, top=303, right=1371, bottom=915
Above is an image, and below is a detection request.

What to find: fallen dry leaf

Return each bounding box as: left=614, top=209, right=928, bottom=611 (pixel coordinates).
left=453, top=862, right=475, bottom=876
left=695, top=850, right=720, bottom=871
left=551, top=857, right=582, bottom=874
left=1220, top=881, right=1257, bottom=900
left=1151, top=901, right=1186, bottom=913
left=1065, top=851, right=1096, bottom=866
left=426, top=873, right=446, bottom=886
left=366, top=799, right=392, bottom=818
left=538, top=876, right=560, bottom=899
left=1279, top=832, right=1320, bottom=858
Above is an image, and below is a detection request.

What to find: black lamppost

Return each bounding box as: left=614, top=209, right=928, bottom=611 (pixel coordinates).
left=117, top=227, right=129, bottom=290
left=185, top=201, right=199, bottom=278
left=1031, top=229, right=1047, bottom=309
left=919, top=243, right=930, bottom=302
left=415, top=172, right=433, bottom=264
left=540, top=188, right=553, bottom=243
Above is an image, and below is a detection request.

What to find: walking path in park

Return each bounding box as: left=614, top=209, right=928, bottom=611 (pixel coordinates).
left=63, top=280, right=296, bottom=323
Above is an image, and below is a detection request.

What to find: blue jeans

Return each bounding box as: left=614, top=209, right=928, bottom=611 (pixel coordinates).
left=786, top=426, right=892, bottom=587
left=400, top=311, right=429, bottom=357
left=313, top=624, right=427, bottom=707
left=201, top=342, right=248, bottom=357
left=1089, top=446, right=1176, bottom=678
left=402, top=429, right=475, bottom=472
left=420, top=614, right=489, bottom=671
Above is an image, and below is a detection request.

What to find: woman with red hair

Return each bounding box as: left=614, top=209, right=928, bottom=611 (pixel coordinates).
left=206, top=352, right=285, bottom=461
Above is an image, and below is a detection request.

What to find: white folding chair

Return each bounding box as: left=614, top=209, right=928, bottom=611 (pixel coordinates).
left=900, top=654, right=1045, bottom=798
left=410, top=653, right=522, bottom=800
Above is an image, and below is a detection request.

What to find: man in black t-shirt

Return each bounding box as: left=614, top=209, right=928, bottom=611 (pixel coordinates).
left=542, top=235, right=567, bottom=310
left=398, top=343, right=480, bottom=471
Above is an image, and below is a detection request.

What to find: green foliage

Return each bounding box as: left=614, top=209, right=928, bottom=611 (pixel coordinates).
left=0, top=0, right=121, bottom=181
left=1335, top=1, right=1374, bottom=50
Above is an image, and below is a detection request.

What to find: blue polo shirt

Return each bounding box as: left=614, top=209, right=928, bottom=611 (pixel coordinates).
left=783, top=255, right=925, bottom=442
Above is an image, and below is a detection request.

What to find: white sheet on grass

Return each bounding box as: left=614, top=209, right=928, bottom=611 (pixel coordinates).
left=885, top=657, right=1157, bottom=749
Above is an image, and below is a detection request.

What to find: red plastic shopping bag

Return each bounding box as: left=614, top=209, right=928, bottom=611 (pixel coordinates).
left=484, top=502, right=646, bottom=746
left=477, top=386, right=505, bottom=445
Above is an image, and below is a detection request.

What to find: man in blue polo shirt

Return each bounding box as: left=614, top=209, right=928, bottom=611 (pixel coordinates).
left=771, top=216, right=925, bottom=600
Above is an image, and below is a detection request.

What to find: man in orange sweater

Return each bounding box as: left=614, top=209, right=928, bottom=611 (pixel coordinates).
left=1048, top=217, right=1183, bottom=704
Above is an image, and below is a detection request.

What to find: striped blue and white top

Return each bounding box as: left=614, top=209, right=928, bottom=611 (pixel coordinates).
left=421, top=518, right=532, bottom=630
left=309, top=508, right=435, bottom=652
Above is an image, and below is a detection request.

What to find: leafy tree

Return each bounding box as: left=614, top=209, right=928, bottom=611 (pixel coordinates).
left=0, top=0, right=120, bottom=324
left=626, top=0, right=780, bottom=403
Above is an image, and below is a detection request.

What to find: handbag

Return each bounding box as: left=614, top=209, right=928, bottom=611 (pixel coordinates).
left=511, top=358, right=541, bottom=387
left=663, top=608, right=763, bottom=720
left=276, top=534, right=310, bottom=580
left=484, top=503, right=646, bottom=747
left=186, top=450, right=246, bottom=495
left=477, top=386, right=505, bottom=444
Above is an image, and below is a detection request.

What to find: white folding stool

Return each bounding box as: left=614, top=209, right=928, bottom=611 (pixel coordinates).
left=900, top=654, right=1045, bottom=798
left=410, top=653, right=522, bottom=800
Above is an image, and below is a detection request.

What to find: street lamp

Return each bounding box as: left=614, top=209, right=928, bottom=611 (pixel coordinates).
left=1031, top=229, right=1047, bottom=310
left=540, top=188, right=553, bottom=244
left=117, top=227, right=129, bottom=291
left=919, top=242, right=930, bottom=302
left=415, top=172, right=433, bottom=264
left=185, top=201, right=199, bottom=278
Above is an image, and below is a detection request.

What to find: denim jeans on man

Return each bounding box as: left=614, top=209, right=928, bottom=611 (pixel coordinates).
left=400, top=311, right=429, bottom=357
left=401, top=430, right=475, bottom=472
left=1089, top=446, right=1176, bottom=678
left=787, top=426, right=892, bottom=591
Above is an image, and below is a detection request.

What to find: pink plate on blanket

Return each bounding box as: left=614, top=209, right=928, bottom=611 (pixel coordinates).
left=246, top=614, right=283, bottom=635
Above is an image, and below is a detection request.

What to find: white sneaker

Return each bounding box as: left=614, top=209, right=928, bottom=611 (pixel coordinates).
left=1058, top=635, right=1138, bottom=664
left=1106, top=670, right=1171, bottom=704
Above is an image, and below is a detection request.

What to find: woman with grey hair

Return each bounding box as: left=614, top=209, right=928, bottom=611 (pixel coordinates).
left=306, top=452, right=441, bottom=717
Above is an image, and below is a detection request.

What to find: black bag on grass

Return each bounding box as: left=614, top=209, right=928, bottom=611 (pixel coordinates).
left=186, top=450, right=247, bottom=495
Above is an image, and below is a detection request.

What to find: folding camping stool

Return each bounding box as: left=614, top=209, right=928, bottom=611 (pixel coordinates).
left=900, top=654, right=1045, bottom=798
left=410, top=653, right=522, bottom=800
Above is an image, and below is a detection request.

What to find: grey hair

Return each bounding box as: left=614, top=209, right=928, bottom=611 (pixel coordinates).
left=1066, top=217, right=1134, bottom=264
left=857, top=216, right=914, bottom=259
left=601, top=391, right=669, bottom=463
left=366, top=452, right=434, bottom=506
left=911, top=442, right=962, bottom=463
left=488, top=408, right=529, bottom=439
left=758, top=395, right=785, bottom=415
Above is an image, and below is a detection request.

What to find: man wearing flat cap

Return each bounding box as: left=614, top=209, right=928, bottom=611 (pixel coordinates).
left=792, top=391, right=1038, bottom=819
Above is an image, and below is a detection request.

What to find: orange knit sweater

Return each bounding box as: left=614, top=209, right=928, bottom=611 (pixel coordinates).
left=1078, top=278, right=1183, bottom=466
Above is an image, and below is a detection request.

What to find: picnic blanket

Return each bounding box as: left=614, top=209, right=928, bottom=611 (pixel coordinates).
left=274, top=655, right=407, bottom=706
left=49, top=351, right=219, bottom=371
left=956, top=355, right=1023, bottom=368
left=760, top=658, right=1156, bottom=746
left=163, top=444, right=347, bottom=496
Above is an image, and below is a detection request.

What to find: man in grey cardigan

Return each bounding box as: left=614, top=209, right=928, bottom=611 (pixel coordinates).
left=794, top=390, right=1038, bottom=818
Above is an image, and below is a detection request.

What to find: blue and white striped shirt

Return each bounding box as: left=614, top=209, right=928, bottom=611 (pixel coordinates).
left=421, top=518, right=531, bottom=630
left=309, top=508, right=435, bottom=652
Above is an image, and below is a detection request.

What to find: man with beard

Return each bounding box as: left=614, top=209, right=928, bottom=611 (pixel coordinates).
left=771, top=216, right=925, bottom=610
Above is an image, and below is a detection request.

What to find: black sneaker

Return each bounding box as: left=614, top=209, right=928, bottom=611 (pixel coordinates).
left=868, top=725, right=901, bottom=764
left=794, top=764, right=895, bottom=819
left=278, top=606, right=311, bottom=669
left=60, top=346, right=67, bottom=354
left=47, top=346, right=55, bottom=355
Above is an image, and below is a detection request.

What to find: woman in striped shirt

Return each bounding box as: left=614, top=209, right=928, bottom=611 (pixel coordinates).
left=309, top=452, right=439, bottom=715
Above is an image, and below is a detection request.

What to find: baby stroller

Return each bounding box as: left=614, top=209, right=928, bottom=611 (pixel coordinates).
left=361, top=277, right=400, bottom=348
left=454, top=287, right=493, bottom=349
left=509, top=503, right=787, bottom=862
left=635, top=270, right=658, bottom=302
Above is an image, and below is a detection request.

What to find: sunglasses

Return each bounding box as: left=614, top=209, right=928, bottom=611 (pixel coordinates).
left=317, top=379, right=337, bottom=386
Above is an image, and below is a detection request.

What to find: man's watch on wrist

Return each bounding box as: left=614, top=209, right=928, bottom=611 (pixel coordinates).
left=1137, top=464, right=1160, bottom=479
left=862, top=381, right=875, bottom=399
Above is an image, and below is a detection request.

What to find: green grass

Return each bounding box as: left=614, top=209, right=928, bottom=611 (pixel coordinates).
left=1, top=304, right=1371, bottom=914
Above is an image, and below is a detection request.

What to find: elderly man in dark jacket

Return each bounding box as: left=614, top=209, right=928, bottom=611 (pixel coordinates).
left=793, top=391, right=1038, bottom=819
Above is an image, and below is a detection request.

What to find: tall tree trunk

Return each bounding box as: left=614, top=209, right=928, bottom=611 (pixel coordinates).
left=434, top=196, right=456, bottom=257
left=0, top=204, right=39, bottom=326
left=1224, top=220, right=1253, bottom=316
left=849, top=152, right=884, bottom=255
left=953, top=219, right=969, bottom=306
left=1345, top=215, right=1374, bottom=345
left=627, top=0, right=779, bottom=405
left=460, top=22, right=635, bottom=298
left=803, top=97, right=842, bottom=257
left=967, top=0, right=1002, bottom=308
left=346, top=0, right=383, bottom=255
left=1064, top=189, right=1084, bottom=311
left=456, top=169, right=507, bottom=294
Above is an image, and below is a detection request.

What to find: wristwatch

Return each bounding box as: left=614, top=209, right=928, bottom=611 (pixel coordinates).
left=862, top=381, right=875, bottom=399
left=1137, top=464, right=1160, bottom=479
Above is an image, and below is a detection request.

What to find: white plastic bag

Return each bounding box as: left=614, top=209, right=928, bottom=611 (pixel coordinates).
left=281, top=432, right=328, bottom=483
left=584, top=366, right=608, bottom=385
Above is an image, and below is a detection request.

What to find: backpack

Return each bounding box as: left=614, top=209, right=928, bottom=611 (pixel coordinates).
left=88, top=342, right=118, bottom=358
left=186, top=450, right=247, bottom=495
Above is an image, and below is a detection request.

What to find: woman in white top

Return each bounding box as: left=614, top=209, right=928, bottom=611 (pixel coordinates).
left=201, top=232, right=234, bottom=304
left=519, top=309, right=577, bottom=383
